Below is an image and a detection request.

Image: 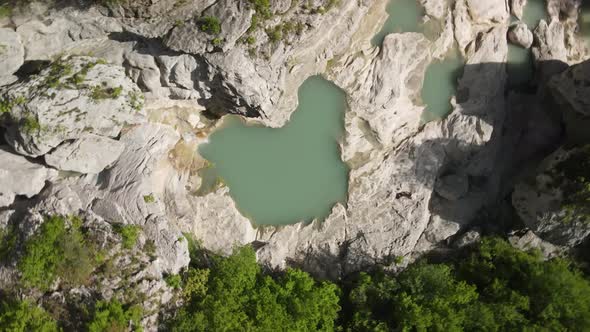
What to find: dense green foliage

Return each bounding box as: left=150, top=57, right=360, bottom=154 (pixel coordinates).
left=0, top=299, right=59, bottom=332
left=3, top=211, right=590, bottom=331
left=248, top=0, right=271, bottom=19
left=342, top=238, right=590, bottom=331
left=198, top=16, right=221, bottom=35
left=113, top=224, right=141, bottom=249
left=87, top=299, right=143, bottom=332
left=19, top=215, right=96, bottom=290
left=169, top=246, right=341, bottom=331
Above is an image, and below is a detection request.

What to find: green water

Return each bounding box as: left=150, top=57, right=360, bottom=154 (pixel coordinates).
left=421, top=48, right=464, bottom=122
left=198, top=76, right=349, bottom=226
left=522, top=0, right=547, bottom=28
left=371, top=0, right=424, bottom=46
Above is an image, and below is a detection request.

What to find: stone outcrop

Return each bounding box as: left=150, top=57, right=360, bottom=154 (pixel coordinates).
left=0, top=28, right=24, bottom=86
left=0, top=56, right=144, bottom=158
left=509, top=22, right=533, bottom=48
left=45, top=134, right=125, bottom=174
left=0, top=146, right=57, bottom=207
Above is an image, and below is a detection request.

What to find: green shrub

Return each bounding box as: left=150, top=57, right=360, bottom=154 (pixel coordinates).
left=18, top=215, right=97, bottom=290
left=249, top=0, right=271, bottom=19
left=198, top=16, right=221, bottom=35
left=87, top=299, right=143, bottom=332
left=22, top=115, right=41, bottom=134
left=0, top=5, right=12, bottom=18
left=165, top=274, right=182, bottom=289
left=90, top=84, right=123, bottom=101
left=142, top=194, right=155, bottom=203
left=0, top=299, right=59, bottom=332
left=211, top=37, right=222, bottom=46
left=113, top=224, right=141, bottom=250
left=267, top=26, right=282, bottom=43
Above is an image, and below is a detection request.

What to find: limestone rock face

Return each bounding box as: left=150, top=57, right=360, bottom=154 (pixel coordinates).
left=0, top=146, right=57, bottom=207
left=466, top=0, right=510, bottom=24
left=0, top=56, right=145, bottom=157
left=330, top=33, right=432, bottom=150
left=15, top=13, right=122, bottom=61
left=548, top=59, right=590, bottom=117
left=508, top=230, right=565, bottom=259
left=164, top=0, right=253, bottom=54
left=454, top=0, right=509, bottom=55
left=142, top=215, right=190, bottom=276
left=511, top=0, right=527, bottom=19
left=0, top=28, right=24, bottom=86
left=513, top=147, right=590, bottom=247
left=92, top=123, right=179, bottom=226
left=45, top=134, right=125, bottom=174
left=508, top=23, right=533, bottom=48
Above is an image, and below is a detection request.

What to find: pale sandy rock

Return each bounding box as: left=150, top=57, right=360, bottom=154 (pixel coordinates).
left=533, top=19, right=567, bottom=61
left=453, top=229, right=481, bottom=248
left=431, top=9, right=455, bottom=60
left=92, top=123, right=179, bottom=225
left=173, top=187, right=257, bottom=255
left=509, top=22, right=534, bottom=48
left=330, top=33, right=431, bottom=151
left=547, top=0, right=581, bottom=21
left=257, top=204, right=347, bottom=279
left=16, top=11, right=121, bottom=61
left=466, top=0, right=510, bottom=24
left=32, top=181, right=88, bottom=218
left=45, top=135, right=125, bottom=174
left=420, top=0, right=447, bottom=19
left=509, top=230, right=566, bottom=258
left=0, top=146, right=57, bottom=207
left=0, top=56, right=145, bottom=157
left=142, top=215, right=190, bottom=276
left=532, top=20, right=568, bottom=79
left=511, top=0, right=527, bottom=19
left=454, top=0, right=509, bottom=55
left=0, top=28, right=24, bottom=86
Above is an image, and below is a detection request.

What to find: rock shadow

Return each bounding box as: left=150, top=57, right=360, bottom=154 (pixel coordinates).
left=414, top=59, right=572, bottom=235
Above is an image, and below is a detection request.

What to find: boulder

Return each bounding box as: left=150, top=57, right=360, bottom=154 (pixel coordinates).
left=0, top=28, right=24, bottom=86
left=45, top=134, right=125, bottom=174
left=508, top=230, right=565, bottom=259
left=508, top=23, right=533, bottom=48
left=513, top=147, right=590, bottom=247
left=548, top=59, right=590, bottom=117
left=435, top=173, right=469, bottom=201
left=0, top=56, right=145, bottom=157
left=0, top=146, right=57, bottom=207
